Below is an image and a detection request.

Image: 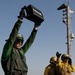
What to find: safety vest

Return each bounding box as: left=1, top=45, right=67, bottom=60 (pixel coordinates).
left=59, top=63, right=71, bottom=75
left=1, top=48, right=28, bottom=75
left=44, top=64, right=59, bottom=75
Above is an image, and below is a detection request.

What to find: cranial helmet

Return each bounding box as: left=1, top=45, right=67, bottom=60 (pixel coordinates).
left=50, top=56, right=57, bottom=63
left=61, top=54, right=69, bottom=61
left=16, top=33, right=24, bottom=42
left=5, top=33, right=24, bottom=42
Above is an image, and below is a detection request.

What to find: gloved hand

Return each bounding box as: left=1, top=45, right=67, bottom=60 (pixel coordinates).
left=68, top=58, right=72, bottom=65
left=56, top=52, right=61, bottom=58
left=35, top=22, right=41, bottom=27
left=18, top=6, right=26, bottom=20
left=34, top=22, right=40, bottom=30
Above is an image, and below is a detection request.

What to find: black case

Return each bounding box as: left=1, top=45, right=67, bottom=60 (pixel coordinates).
left=25, top=4, right=44, bottom=24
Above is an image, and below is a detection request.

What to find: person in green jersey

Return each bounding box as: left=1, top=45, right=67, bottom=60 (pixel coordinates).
left=1, top=7, right=41, bottom=75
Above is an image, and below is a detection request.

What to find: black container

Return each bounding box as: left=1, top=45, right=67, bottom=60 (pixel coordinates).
left=25, top=4, right=44, bottom=24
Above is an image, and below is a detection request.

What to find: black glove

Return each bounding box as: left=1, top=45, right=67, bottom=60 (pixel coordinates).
left=18, top=6, right=26, bottom=20
left=35, top=22, right=41, bottom=27
left=56, top=52, right=61, bottom=58
left=68, top=58, right=72, bottom=65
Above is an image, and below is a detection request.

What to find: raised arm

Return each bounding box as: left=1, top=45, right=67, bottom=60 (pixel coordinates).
left=22, top=23, right=40, bottom=54
left=1, top=7, right=25, bottom=61
left=1, top=20, right=23, bottom=61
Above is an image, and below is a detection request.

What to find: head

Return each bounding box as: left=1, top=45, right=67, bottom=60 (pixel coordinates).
left=50, top=56, right=57, bottom=64
left=61, top=54, right=69, bottom=62
left=14, top=33, right=24, bottom=49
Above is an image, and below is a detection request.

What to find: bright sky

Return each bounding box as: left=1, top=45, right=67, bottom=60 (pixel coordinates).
left=0, top=0, right=75, bottom=75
